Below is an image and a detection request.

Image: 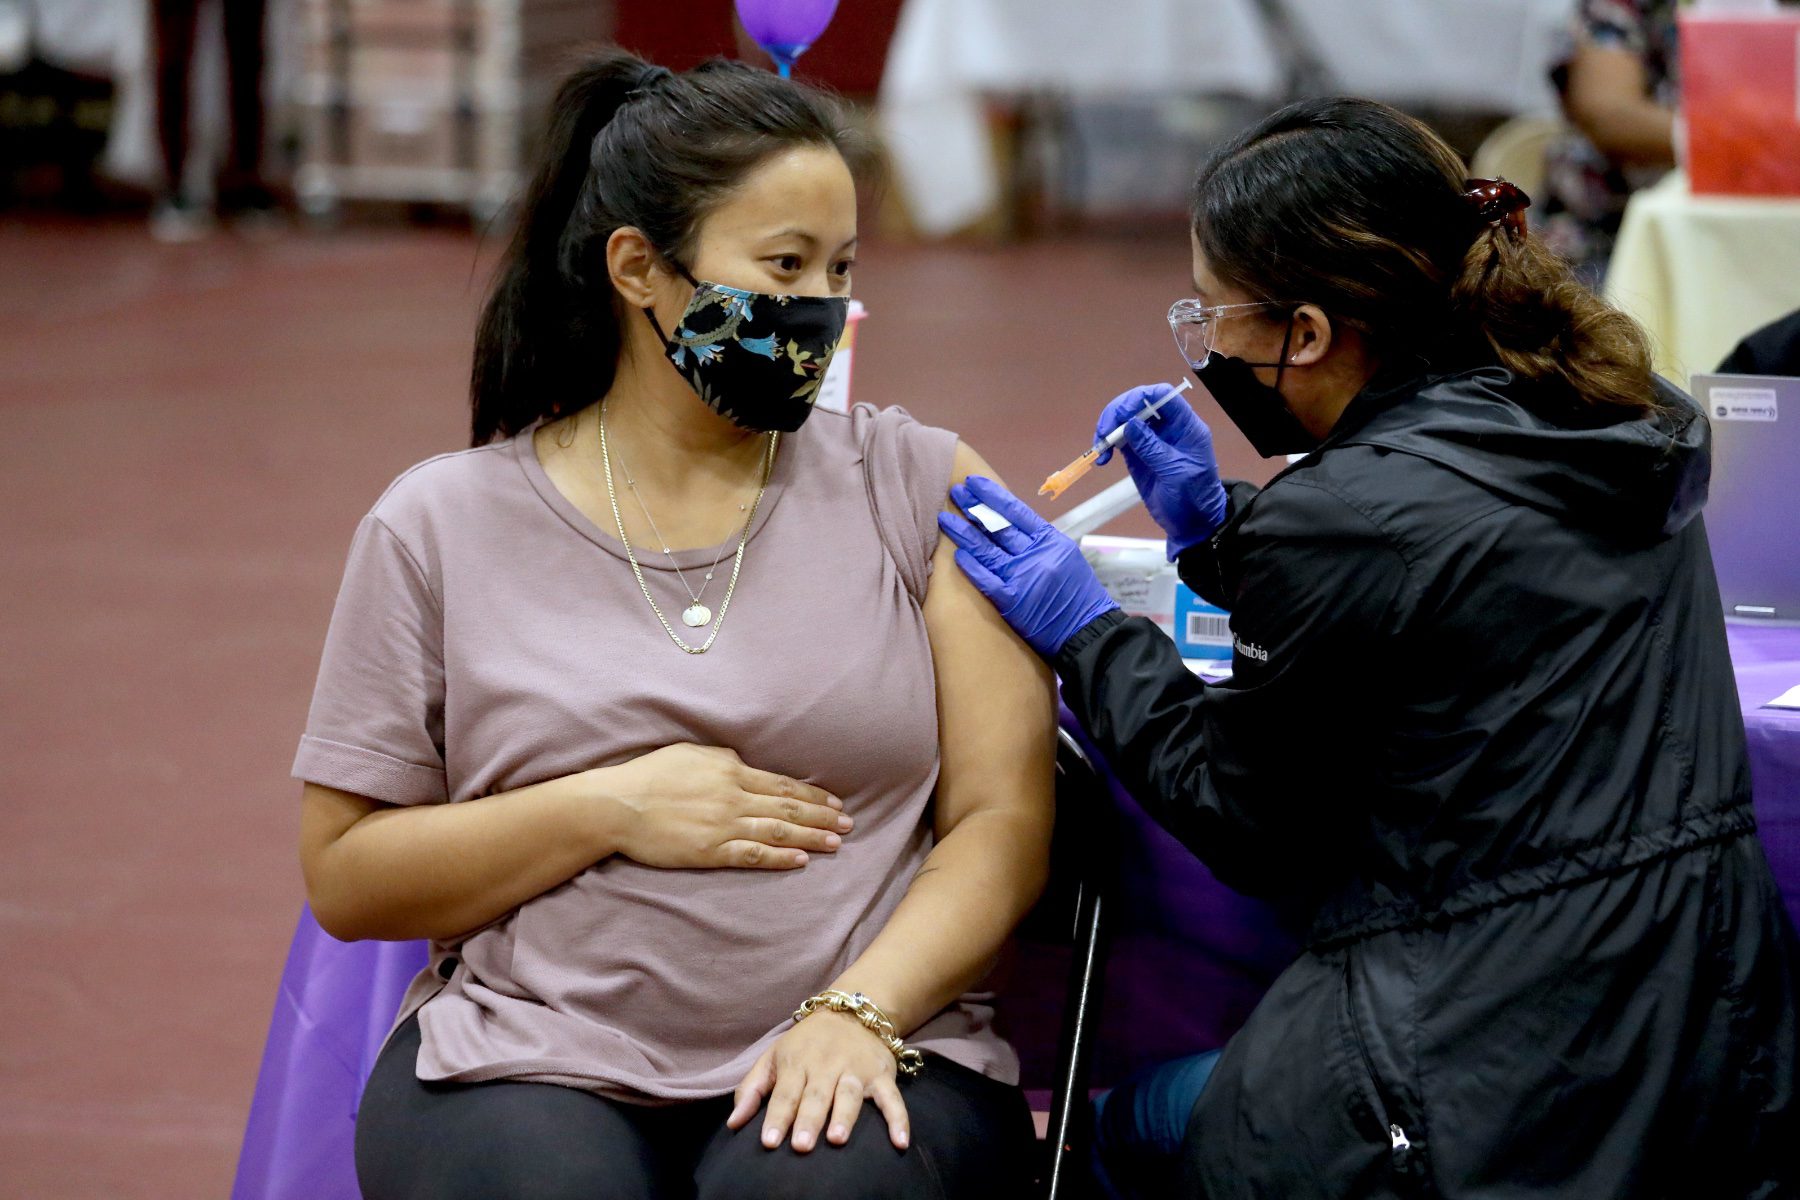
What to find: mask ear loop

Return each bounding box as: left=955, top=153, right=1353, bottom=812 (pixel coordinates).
left=1270, top=314, right=1296, bottom=392
left=1231, top=308, right=1300, bottom=374
left=641, top=253, right=704, bottom=344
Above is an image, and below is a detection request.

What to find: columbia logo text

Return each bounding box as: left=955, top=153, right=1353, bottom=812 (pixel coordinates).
left=1234, top=636, right=1270, bottom=662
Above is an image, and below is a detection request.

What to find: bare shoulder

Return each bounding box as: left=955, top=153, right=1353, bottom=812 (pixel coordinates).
left=947, top=440, right=1003, bottom=497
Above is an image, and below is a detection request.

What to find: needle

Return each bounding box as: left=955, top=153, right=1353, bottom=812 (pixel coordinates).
left=1038, top=379, right=1192, bottom=499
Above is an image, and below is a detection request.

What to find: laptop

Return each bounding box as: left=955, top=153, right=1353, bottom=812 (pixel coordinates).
left=1693, top=374, right=1800, bottom=623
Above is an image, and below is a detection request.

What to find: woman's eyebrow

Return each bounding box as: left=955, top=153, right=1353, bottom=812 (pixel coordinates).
left=757, top=231, right=859, bottom=255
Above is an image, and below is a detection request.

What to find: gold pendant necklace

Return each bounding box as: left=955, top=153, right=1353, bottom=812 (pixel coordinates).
left=598, top=405, right=777, bottom=655
left=610, top=442, right=738, bottom=628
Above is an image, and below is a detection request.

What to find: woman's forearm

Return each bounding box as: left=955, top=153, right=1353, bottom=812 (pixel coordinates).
left=301, top=772, right=619, bottom=943
left=825, top=805, right=1052, bottom=1036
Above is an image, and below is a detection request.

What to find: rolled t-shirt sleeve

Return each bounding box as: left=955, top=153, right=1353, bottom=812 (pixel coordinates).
left=854, top=403, right=959, bottom=604
left=292, top=513, right=448, bottom=806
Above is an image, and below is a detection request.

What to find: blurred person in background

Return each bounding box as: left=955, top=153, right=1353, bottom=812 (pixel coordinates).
left=294, top=49, right=1052, bottom=1199
left=939, top=97, right=1799, bottom=1199
left=1540, top=0, right=1679, bottom=282
left=151, top=0, right=276, bottom=239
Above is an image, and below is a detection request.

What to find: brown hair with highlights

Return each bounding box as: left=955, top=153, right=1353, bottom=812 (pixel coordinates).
left=1191, top=97, right=1656, bottom=414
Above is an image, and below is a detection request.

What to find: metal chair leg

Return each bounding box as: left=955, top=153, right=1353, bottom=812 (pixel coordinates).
left=1041, top=728, right=1115, bottom=1199
left=1044, top=885, right=1109, bottom=1199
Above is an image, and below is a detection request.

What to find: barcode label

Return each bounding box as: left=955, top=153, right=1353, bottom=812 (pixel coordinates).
left=1186, top=613, right=1233, bottom=643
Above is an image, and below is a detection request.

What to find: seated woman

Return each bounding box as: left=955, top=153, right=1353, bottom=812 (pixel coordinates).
left=293, top=51, right=1054, bottom=1200
left=1540, top=0, right=1679, bottom=282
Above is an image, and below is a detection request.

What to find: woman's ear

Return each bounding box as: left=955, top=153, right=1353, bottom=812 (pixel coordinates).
left=606, top=226, right=665, bottom=309
left=1286, top=303, right=1335, bottom=366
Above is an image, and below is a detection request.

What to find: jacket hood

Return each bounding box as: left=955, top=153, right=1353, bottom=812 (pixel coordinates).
left=1330, top=367, right=1710, bottom=541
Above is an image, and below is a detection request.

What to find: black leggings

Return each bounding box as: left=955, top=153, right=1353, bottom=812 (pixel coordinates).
left=356, top=1015, right=1037, bottom=1200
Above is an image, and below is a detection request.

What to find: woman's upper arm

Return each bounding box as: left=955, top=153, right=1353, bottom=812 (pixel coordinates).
left=922, top=441, right=1057, bottom=840
left=1563, top=45, right=1674, bottom=166
left=1565, top=44, right=1649, bottom=117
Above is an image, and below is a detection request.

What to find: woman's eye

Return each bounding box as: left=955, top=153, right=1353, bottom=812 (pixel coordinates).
left=832, top=259, right=854, bottom=278
left=775, top=255, right=803, bottom=273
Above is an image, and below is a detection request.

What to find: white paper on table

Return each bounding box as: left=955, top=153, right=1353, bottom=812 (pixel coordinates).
left=1766, top=683, right=1800, bottom=710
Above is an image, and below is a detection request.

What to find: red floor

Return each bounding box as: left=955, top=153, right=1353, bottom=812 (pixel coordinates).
left=0, top=212, right=1275, bottom=1198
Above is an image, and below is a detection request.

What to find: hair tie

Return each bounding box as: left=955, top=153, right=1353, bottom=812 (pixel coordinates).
left=625, top=64, right=674, bottom=103
left=1464, top=177, right=1531, bottom=236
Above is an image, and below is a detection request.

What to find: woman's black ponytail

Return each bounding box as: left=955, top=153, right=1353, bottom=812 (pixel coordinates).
left=469, top=50, right=854, bottom=446
left=470, top=52, right=648, bottom=446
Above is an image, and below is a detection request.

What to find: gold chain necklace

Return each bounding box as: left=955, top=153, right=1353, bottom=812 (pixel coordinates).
left=598, top=404, right=777, bottom=655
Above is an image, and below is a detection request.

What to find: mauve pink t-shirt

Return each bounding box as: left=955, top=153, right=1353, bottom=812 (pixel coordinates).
left=293, top=403, right=1018, bottom=1100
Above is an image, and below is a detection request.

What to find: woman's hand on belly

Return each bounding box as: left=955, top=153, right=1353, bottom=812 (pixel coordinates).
left=596, top=743, right=853, bottom=871
left=727, top=1009, right=909, bottom=1153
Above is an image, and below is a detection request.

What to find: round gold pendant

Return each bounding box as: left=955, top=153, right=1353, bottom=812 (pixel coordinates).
left=681, top=603, right=713, bottom=628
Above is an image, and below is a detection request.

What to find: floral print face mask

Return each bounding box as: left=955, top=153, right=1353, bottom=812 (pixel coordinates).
left=643, top=262, right=850, bottom=433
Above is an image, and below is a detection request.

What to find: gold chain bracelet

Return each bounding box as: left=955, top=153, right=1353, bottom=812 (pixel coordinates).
left=793, top=990, right=926, bottom=1076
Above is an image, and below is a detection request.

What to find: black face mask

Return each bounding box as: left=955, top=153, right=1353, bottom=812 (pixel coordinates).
left=644, top=263, right=850, bottom=434
left=1190, top=319, right=1321, bottom=458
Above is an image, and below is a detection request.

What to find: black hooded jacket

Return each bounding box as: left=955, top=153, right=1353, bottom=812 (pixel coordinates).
left=1056, top=366, right=1799, bottom=1198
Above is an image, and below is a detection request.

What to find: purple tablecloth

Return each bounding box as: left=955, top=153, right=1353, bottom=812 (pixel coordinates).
left=230, top=626, right=1800, bottom=1200
left=1727, top=624, right=1800, bottom=931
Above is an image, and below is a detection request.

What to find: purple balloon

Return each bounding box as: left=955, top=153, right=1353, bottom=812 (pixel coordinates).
left=735, top=0, right=840, bottom=75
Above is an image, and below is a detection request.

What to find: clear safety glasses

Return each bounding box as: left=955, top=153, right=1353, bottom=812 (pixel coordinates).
left=1166, top=299, right=1297, bottom=369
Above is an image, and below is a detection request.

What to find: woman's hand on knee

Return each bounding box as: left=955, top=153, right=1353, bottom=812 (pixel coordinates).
left=595, top=744, right=852, bottom=871
left=726, top=1011, right=910, bottom=1153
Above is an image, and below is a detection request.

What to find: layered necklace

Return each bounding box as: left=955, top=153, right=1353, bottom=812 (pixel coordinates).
left=598, top=403, right=777, bottom=655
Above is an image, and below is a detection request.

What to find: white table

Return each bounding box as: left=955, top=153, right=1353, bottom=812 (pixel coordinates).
left=1272, top=0, right=1571, bottom=115
left=878, top=0, right=1286, bottom=236
left=1604, top=171, right=1800, bottom=384
left=878, top=0, right=1577, bottom=237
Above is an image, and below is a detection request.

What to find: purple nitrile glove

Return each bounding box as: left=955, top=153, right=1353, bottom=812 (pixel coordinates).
left=937, top=476, right=1119, bottom=659
left=1094, top=384, right=1229, bottom=560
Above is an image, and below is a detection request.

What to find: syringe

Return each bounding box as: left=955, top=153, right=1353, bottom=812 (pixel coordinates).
left=1038, top=379, right=1192, bottom=499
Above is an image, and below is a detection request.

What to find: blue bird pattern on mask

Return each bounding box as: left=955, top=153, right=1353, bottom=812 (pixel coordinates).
left=664, top=283, right=845, bottom=408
